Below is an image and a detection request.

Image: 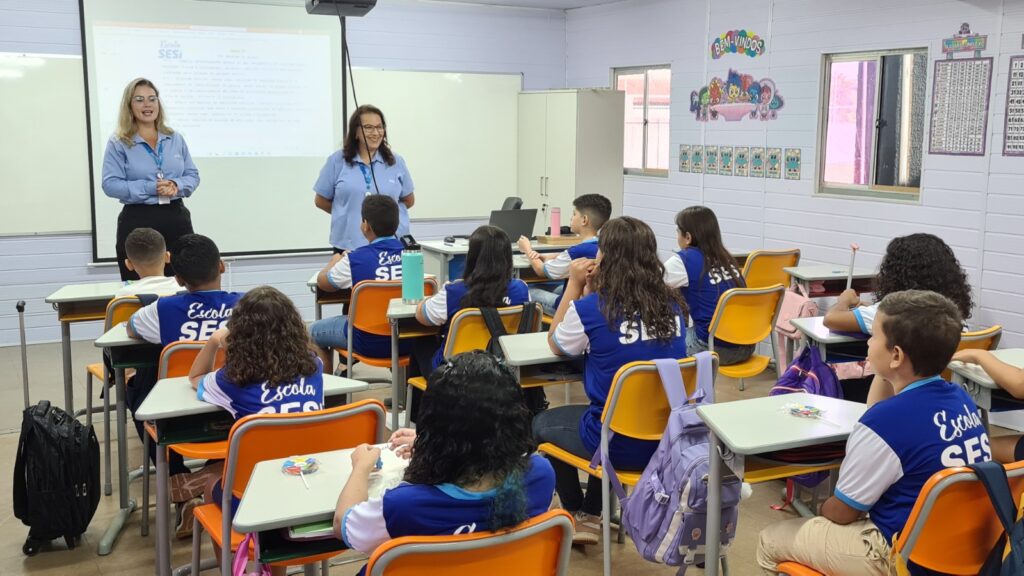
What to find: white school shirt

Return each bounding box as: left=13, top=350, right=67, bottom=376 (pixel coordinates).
left=114, top=276, right=182, bottom=298
left=662, top=254, right=690, bottom=288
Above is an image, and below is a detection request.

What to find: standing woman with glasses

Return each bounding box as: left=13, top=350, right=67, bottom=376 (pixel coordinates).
left=314, top=104, right=415, bottom=254
left=102, top=78, right=200, bottom=281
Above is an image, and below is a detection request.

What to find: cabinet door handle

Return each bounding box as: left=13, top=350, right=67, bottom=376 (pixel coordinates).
left=539, top=176, right=544, bottom=197
left=543, top=176, right=549, bottom=197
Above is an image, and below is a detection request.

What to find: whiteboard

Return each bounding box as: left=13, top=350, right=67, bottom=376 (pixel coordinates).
left=0, top=54, right=92, bottom=235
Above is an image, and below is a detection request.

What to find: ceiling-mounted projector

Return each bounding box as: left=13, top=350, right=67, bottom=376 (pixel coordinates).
left=305, top=0, right=376, bottom=17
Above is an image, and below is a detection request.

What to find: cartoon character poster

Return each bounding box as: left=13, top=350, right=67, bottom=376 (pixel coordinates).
left=766, top=148, right=782, bottom=178
left=692, top=145, right=704, bottom=173
left=690, top=69, right=784, bottom=122
left=734, top=147, right=749, bottom=177
left=785, top=148, right=801, bottom=180
left=750, top=147, right=765, bottom=178
left=679, top=145, right=691, bottom=172
left=705, top=146, right=719, bottom=175
left=720, top=146, right=734, bottom=176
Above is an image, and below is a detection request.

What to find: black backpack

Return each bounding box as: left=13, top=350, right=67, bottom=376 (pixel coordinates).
left=13, top=400, right=100, bottom=555
left=480, top=303, right=548, bottom=414
left=969, top=461, right=1024, bottom=576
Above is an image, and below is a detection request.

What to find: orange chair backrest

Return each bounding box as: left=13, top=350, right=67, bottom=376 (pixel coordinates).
left=158, top=340, right=227, bottom=379
left=442, top=304, right=542, bottom=359
left=106, top=296, right=143, bottom=329
left=894, top=461, right=1024, bottom=575
left=365, top=509, right=574, bottom=576
left=708, top=285, right=786, bottom=346
left=224, top=399, right=386, bottom=498
left=741, top=249, right=800, bottom=289
left=940, top=325, right=1002, bottom=381
left=350, top=279, right=439, bottom=337
left=600, top=357, right=720, bottom=441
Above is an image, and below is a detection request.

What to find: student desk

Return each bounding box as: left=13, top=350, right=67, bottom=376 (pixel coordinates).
left=498, top=332, right=580, bottom=403
left=420, top=239, right=570, bottom=285
left=46, top=281, right=125, bottom=417
left=699, top=393, right=866, bottom=576
left=949, top=348, right=1024, bottom=426
left=783, top=265, right=876, bottom=296
left=385, top=299, right=438, bottom=431
left=136, top=375, right=370, bottom=576
left=306, top=272, right=351, bottom=321
left=93, top=322, right=162, bottom=556
left=787, top=316, right=867, bottom=365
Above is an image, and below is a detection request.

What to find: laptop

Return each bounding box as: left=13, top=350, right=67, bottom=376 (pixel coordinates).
left=488, top=208, right=538, bottom=241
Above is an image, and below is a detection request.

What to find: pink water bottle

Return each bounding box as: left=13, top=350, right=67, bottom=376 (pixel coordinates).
left=550, top=207, right=561, bottom=237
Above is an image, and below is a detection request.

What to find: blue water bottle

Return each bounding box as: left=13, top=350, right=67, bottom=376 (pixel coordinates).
left=400, top=235, right=424, bottom=304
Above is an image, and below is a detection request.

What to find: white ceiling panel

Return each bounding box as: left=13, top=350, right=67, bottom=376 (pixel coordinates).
left=423, top=0, right=623, bottom=9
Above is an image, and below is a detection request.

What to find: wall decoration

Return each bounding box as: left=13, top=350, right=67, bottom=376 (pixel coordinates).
left=784, top=148, right=801, bottom=180
left=720, top=146, right=734, bottom=176
left=734, top=147, right=749, bottom=177
left=1004, top=56, right=1024, bottom=156
left=928, top=56, right=992, bottom=156
left=942, top=23, right=987, bottom=58
left=679, top=144, right=692, bottom=171
left=692, top=145, right=704, bottom=173
left=705, top=146, right=719, bottom=175
left=711, top=29, right=766, bottom=59
left=750, top=147, right=765, bottom=178
left=689, top=69, right=784, bottom=122
left=766, top=148, right=782, bottom=178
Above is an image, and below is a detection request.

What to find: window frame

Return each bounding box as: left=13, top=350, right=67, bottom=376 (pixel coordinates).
left=816, top=48, right=928, bottom=202
left=613, top=64, right=671, bottom=177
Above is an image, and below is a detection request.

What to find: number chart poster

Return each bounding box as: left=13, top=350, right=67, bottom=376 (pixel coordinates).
left=1004, top=56, right=1024, bottom=156
left=928, top=57, right=993, bottom=156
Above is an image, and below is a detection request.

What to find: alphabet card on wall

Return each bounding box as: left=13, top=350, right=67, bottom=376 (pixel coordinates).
left=679, top=144, right=692, bottom=171
left=692, top=145, right=704, bottom=173
left=720, top=146, right=734, bottom=176
left=690, top=69, right=784, bottom=122
left=750, top=147, right=765, bottom=178
left=705, top=146, right=719, bottom=175
left=784, top=148, right=801, bottom=180
left=766, top=148, right=782, bottom=178
left=734, top=147, right=749, bottom=176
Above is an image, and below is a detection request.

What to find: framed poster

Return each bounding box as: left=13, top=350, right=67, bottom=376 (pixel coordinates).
left=705, top=146, right=719, bottom=175
left=928, top=56, right=993, bottom=156
left=784, top=148, right=801, bottom=180
left=734, top=147, right=749, bottom=176
left=720, top=146, right=734, bottom=176
left=692, top=145, right=705, bottom=173
left=1004, top=55, right=1024, bottom=156
left=679, top=144, right=692, bottom=171
left=766, top=147, right=782, bottom=178
left=750, top=147, right=765, bottom=177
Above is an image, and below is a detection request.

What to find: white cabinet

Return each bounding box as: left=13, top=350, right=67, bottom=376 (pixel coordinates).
left=517, top=89, right=624, bottom=237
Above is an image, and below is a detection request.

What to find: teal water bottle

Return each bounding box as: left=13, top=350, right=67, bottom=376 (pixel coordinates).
left=400, top=235, right=424, bottom=304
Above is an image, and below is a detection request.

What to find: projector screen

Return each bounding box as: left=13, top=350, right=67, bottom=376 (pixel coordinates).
left=82, top=0, right=520, bottom=260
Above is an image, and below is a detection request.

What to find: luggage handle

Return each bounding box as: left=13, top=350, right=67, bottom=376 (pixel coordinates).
left=16, top=301, right=29, bottom=410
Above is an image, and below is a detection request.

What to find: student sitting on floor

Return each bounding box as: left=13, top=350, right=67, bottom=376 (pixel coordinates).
left=188, top=285, right=324, bottom=574
left=334, top=351, right=555, bottom=576
left=310, top=195, right=404, bottom=374
left=114, top=227, right=181, bottom=297
left=517, top=193, right=611, bottom=315
left=952, top=348, right=1024, bottom=463
left=757, top=290, right=991, bottom=576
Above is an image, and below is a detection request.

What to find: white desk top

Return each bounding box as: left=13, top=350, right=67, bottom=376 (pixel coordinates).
left=420, top=239, right=574, bottom=256
left=45, top=281, right=125, bottom=304
left=386, top=298, right=420, bottom=320
left=135, top=375, right=369, bottom=421
left=790, top=317, right=867, bottom=345
left=233, top=445, right=409, bottom=533
left=783, top=265, right=876, bottom=282
left=498, top=333, right=562, bottom=367
left=308, top=271, right=319, bottom=290
left=94, top=322, right=143, bottom=348
left=697, top=392, right=866, bottom=454
left=949, top=348, right=1024, bottom=390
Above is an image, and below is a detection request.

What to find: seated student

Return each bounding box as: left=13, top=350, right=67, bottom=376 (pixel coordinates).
left=310, top=195, right=404, bottom=374
left=334, top=351, right=555, bottom=576
left=188, top=286, right=324, bottom=573
left=114, top=227, right=181, bottom=297
left=663, top=205, right=751, bottom=365
left=953, top=348, right=1024, bottom=463
left=126, top=233, right=243, bottom=533
left=517, top=193, right=611, bottom=315
left=757, top=290, right=991, bottom=576
left=534, top=216, right=688, bottom=545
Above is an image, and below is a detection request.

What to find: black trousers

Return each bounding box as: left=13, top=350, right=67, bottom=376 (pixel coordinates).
left=115, top=201, right=194, bottom=281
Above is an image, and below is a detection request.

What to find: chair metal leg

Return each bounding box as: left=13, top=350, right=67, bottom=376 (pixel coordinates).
left=191, top=516, right=202, bottom=575
left=564, top=382, right=570, bottom=405
left=86, top=371, right=93, bottom=429
left=321, top=559, right=330, bottom=574
left=739, top=378, right=745, bottom=391
left=721, top=555, right=730, bottom=576
left=142, top=429, right=150, bottom=537
left=102, top=367, right=113, bottom=496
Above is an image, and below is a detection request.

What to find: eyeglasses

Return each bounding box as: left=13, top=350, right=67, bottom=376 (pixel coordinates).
left=132, top=96, right=159, bottom=104
left=360, top=124, right=385, bottom=134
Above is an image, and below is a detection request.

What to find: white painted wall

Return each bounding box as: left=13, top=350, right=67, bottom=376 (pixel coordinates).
left=0, top=0, right=565, bottom=346
left=566, top=0, right=1024, bottom=346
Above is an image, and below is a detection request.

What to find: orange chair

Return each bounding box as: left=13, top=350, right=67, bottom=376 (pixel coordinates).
left=781, top=461, right=1024, bottom=576
left=741, top=249, right=800, bottom=289
left=538, top=357, right=720, bottom=576
left=706, top=284, right=786, bottom=391
left=364, top=509, right=574, bottom=576
left=942, top=325, right=1002, bottom=381
left=191, top=399, right=387, bottom=576
left=336, top=279, right=438, bottom=380
left=84, top=296, right=143, bottom=497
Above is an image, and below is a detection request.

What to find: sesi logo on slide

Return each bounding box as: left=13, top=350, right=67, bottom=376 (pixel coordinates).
left=158, top=40, right=182, bottom=60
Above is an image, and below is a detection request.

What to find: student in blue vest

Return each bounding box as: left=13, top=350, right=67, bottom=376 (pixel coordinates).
left=187, top=286, right=324, bottom=569
left=310, top=195, right=404, bottom=374
left=126, top=233, right=243, bottom=532
left=334, top=351, right=555, bottom=576
left=534, top=216, right=688, bottom=545
left=758, top=290, right=991, bottom=575
left=517, top=194, right=612, bottom=315
left=663, top=205, right=751, bottom=365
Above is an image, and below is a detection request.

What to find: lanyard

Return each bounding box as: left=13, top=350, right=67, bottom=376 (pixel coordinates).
left=141, top=138, right=165, bottom=175
left=357, top=162, right=373, bottom=193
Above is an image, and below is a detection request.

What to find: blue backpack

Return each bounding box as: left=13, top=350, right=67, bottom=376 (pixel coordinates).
left=595, top=353, right=740, bottom=571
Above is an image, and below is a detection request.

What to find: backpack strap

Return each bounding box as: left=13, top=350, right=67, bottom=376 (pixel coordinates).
left=136, top=293, right=160, bottom=306
left=971, top=461, right=1018, bottom=576
left=517, top=302, right=540, bottom=335
left=653, top=358, right=689, bottom=410
left=479, top=307, right=507, bottom=358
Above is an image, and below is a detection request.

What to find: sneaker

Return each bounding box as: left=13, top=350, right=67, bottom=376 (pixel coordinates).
left=175, top=497, right=201, bottom=540
left=169, top=471, right=211, bottom=504
left=383, top=397, right=406, bottom=410
left=571, top=511, right=602, bottom=546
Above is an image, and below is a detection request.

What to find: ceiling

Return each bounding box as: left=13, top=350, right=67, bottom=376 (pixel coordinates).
left=431, top=0, right=623, bottom=9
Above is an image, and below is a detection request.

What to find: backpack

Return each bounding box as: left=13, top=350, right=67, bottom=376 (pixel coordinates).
left=774, top=286, right=819, bottom=367
left=480, top=303, right=548, bottom=414
left=596, top=353, right=740, bottom=571
left=13, top=400, right=100, bottom=553
left=972, top=461, right=1024, bottom=576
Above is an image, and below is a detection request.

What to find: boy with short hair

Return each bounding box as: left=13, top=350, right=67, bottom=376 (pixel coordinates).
left=115, top=227, right=180, bottom=297
left=757, top=290, right=991, bottom=576
left=517, top=193, right=611, bottom=315
left=311, top=195, right=404, bottom=373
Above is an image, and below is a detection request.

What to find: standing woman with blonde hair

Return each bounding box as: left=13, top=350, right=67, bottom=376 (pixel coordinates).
left=102, top=78, right=199, bottom=280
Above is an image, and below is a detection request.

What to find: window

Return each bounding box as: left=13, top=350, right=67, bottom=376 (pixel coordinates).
left=615, top=65, right=671, bottom=176
left=818, top=49, right=927, bottom=200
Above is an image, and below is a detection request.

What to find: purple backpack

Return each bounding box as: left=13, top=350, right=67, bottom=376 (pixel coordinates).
left=770, top=345, right=842, bottom=399
left=595, top=353, right=740, bottom=571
